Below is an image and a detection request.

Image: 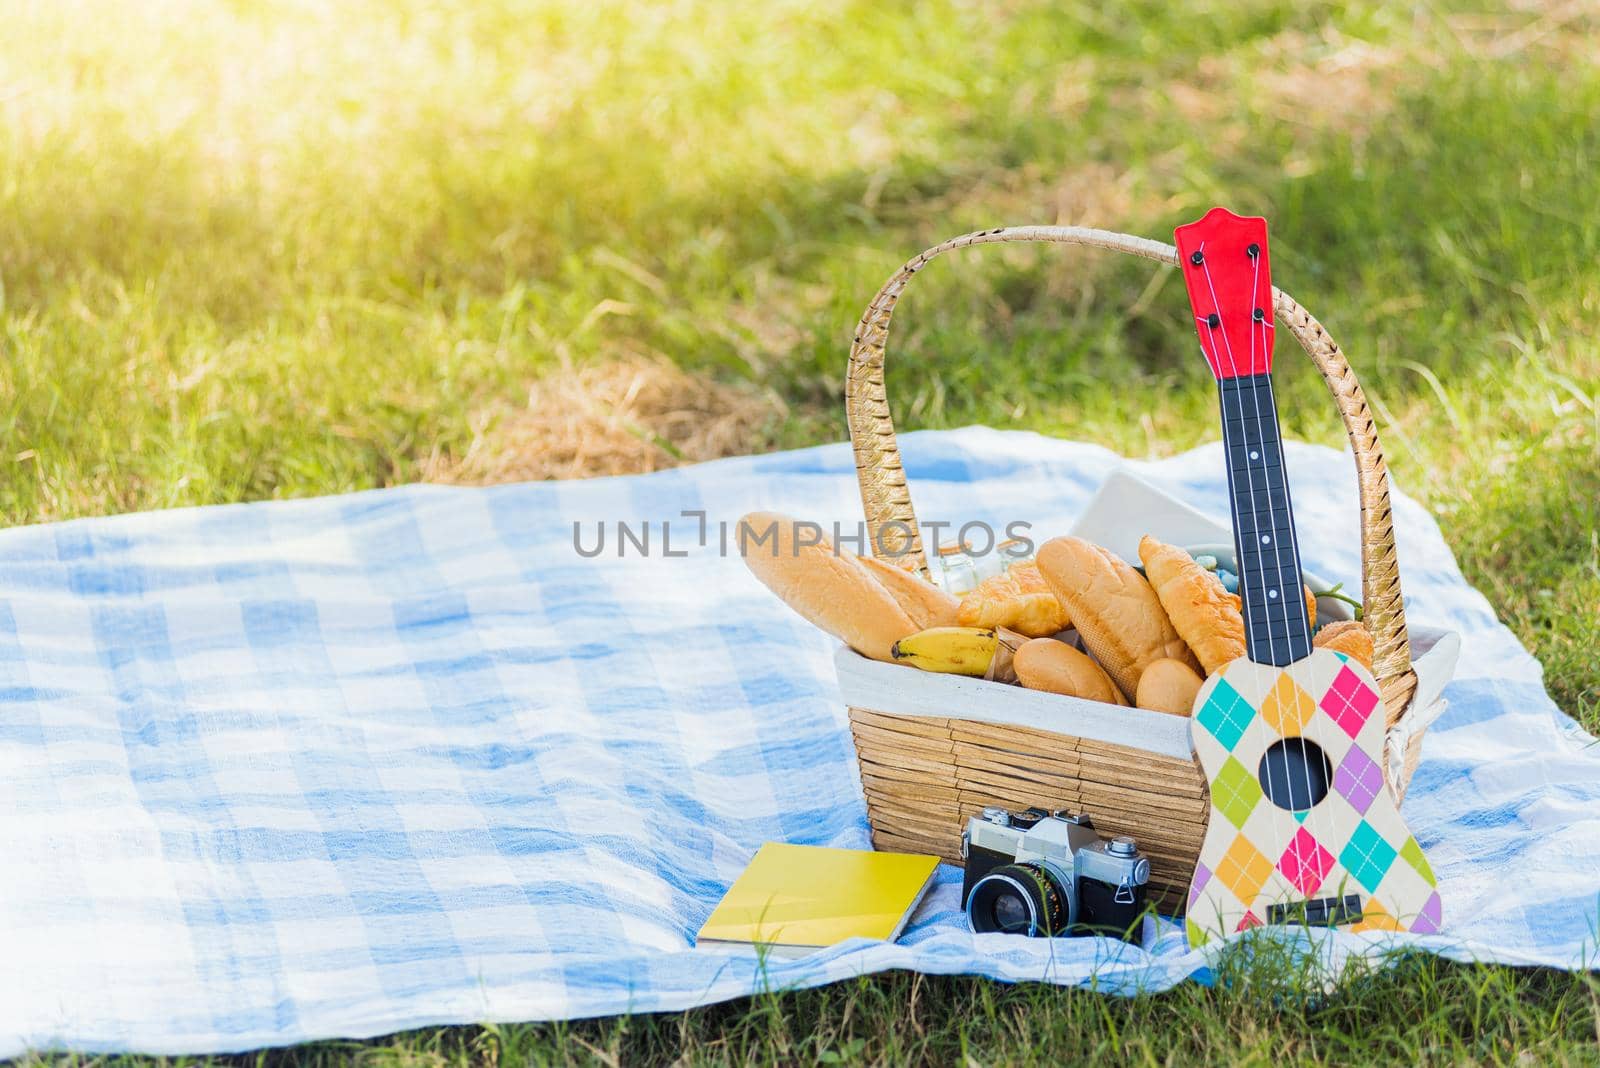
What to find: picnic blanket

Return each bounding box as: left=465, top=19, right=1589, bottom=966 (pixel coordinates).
left=2, top=427, right=1597, bottom=1056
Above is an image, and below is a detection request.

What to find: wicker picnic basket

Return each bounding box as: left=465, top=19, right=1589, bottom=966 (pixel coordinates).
left=842, top=225, right=1431, bottom=911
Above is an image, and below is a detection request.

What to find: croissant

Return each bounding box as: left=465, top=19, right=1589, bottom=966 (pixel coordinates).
left=1139, top=535, right=1245, bottom=675
left=1314, top=618, right=1374, bottom=670
left=1141, top=536, right=1324, bottom=675
left=957, top=561, right=1071, bottom=638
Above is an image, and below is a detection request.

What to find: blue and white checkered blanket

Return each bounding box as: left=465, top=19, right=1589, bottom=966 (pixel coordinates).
left=2, top=428, right=1597, bottom=1056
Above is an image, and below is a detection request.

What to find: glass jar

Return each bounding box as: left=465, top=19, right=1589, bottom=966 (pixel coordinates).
left=930, top=538, right=1034, bottom=596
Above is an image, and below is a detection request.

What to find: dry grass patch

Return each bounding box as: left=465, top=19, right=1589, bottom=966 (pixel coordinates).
left=426, top=358, right=786, bottom=484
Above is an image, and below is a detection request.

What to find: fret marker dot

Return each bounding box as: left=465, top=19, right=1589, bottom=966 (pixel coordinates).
left=1261, top=535, right=1271, bottom=544
left=1249, top=450, right=1259, bottom=460
left=1269, top=588, right=1279, bottom=599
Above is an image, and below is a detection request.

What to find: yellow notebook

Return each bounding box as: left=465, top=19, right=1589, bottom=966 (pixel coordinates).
left=696, top=843, right=939, bottom=956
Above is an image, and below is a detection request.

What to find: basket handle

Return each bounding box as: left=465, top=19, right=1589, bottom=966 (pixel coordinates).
left=845, top=225, right=1419, bottom=725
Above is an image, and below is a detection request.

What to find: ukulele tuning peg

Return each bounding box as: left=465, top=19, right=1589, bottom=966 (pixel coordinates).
left=1174, top=207, right=1275, bottom=378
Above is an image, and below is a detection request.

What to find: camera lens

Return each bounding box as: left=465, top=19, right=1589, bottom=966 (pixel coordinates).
left=966, top=863, right=1069, bottom=937
left=989, top=891, right=1032, bottom=933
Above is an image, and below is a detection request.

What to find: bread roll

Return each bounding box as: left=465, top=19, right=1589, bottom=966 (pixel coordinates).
left=739, top=512, right=915, bottom=662
left=857, top=554, right=961, bottom=630
left=1314, top=618, right=1374, bottom=670
left=1135, top=658, right=1205, bottom=717
left=957, top=562, right=1070, bottom=638
left=1036, top=537, right=1199, bottom=699
left=1139, top=535, right=1245, bottom=675
left=1014, top=638, right=1121, bottom=705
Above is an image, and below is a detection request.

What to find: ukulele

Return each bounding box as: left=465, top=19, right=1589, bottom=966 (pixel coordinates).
left=1175, top=207, right=1442, bottom=946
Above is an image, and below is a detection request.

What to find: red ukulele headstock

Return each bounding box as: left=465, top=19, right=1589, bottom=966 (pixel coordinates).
left=1174, top=207, right=1274, bottom=381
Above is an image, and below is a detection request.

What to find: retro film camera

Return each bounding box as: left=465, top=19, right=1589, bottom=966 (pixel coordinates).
left=961, top=806, right=1150, bottom=941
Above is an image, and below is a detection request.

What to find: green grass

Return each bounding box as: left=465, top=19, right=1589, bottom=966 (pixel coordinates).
left=16, top=955, right=1600, bottom=1066
left=4, top=0, right=1599, bottom=1063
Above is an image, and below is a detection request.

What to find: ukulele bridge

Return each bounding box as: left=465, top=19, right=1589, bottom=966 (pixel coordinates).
left=1266, top=893, right=1364, bottom=928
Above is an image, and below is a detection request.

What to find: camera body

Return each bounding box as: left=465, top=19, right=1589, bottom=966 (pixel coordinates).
left=961, top=806, right=1150, bottom=941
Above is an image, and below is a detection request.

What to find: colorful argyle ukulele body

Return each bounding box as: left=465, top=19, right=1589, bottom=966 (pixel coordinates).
left=1176, top=208, right=1441, bottom=946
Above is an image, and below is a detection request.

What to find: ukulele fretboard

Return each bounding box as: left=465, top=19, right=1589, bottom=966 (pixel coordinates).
left=1219, top=373, right=1311, bottom=665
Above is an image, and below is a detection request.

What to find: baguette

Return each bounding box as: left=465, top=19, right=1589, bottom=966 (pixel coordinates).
left=858, top=554, right=961, bottom=630
left=1035, top=536, right=1199, bottom=699
left=739, top=512, right=915, bottom=662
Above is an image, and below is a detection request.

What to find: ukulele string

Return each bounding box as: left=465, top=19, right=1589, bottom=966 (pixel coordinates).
left=1213, top=249, right=1299, bottom=896
left=1198, top=244, right=1296, bottom=917
left=1257, top=357, right=1330, bottom=882
left=1234, top=254, right=1321, bottom=899
left=1239, top=252, right=1319, bottom=855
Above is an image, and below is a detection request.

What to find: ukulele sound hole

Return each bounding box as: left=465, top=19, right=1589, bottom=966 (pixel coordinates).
left=1257, top=738, right=1333, bottom=811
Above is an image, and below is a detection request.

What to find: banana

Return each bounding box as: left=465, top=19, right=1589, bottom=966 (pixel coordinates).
left=891, top=626, right=1000, bottom=676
